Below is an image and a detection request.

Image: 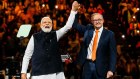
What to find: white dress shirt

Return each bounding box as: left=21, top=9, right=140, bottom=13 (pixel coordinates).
left=87, top=26, right=103, bottom=59
left=21, top=10, right=77, bottom=79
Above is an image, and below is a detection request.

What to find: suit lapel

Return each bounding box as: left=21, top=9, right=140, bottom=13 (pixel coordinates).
left=97, top=28, right=107, bottom=50
left=89, top=29, right=94, bottom=39
left=86, top=29, right=94, bottom=46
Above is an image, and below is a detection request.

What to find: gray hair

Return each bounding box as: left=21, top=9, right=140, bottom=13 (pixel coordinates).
left=91, top=13, right=104, bottom=19
left=40, top=16, right=52, bottom=24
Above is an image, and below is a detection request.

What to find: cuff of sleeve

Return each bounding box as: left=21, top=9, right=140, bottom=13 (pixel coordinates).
left=21, top=70, right=27, bottom=74
left=71, top=10, right=77, bottom=14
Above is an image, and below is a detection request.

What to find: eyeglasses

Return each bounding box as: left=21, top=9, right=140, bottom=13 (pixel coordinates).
left=91, top=19, right=103, bottom=22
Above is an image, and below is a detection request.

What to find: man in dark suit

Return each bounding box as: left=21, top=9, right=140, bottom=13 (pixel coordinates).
left=72, top=2, right=117, bottom=79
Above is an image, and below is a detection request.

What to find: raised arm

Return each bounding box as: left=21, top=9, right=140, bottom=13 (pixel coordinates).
left=56, top=1, right=80, bottom=41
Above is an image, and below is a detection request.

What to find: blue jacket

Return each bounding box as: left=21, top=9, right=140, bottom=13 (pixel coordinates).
left=73, top=17, right=117, bottom=77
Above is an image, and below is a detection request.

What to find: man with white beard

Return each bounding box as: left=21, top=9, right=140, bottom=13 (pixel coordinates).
left=21, top=1, right=80, bottom=79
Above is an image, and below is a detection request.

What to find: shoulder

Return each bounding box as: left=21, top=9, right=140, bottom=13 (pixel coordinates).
left=108, top=30, right=115, bottom=35
left=33, top=31, right=40, bottom=37
left=87, top=24, right=93, bottom=29
left=33, top=31, right=41, bottom=35
left=104, top=28, right=114, bottom=33
left=32, top=31, right=41, bottom=40
left=87, top=24, right=93, bottom=27
left=103, top=28, right=115, bottom=36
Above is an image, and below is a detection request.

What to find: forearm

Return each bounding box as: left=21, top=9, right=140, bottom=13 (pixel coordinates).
left=21, top=54, right=32, bottom=73
left=56, top=10, right=77, bottom=40
left=56, top=1, right=80, bottom=40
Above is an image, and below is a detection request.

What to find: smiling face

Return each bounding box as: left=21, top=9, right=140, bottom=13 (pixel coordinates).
left=40, top=17, right=52, bottom=33
left=91, top=13, right=104, bottom=30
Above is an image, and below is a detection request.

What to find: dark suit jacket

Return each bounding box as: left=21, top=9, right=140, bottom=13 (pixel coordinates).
left=73, top=18, right=117, bottom=77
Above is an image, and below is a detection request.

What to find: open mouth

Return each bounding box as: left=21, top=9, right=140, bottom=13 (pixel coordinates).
left=45, top=26, right=50, bottom=28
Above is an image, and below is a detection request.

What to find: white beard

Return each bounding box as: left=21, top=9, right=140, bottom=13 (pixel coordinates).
left=41, top=26, right=52, bottom=33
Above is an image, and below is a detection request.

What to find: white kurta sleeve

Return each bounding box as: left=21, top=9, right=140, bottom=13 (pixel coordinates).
left=56, top=10, right=77, bottom=41
left=21, top=35, right=34, bottom=73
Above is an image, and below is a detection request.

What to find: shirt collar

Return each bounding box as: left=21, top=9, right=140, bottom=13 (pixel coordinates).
left=95, top=26, right=103, bottom=32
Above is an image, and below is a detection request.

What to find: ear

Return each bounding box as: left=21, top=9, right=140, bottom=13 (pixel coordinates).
left=102, top=19, right=104, bottom=23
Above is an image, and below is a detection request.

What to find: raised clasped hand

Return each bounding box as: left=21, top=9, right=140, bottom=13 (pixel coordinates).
left=72, top=1, right=80, bottom=11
